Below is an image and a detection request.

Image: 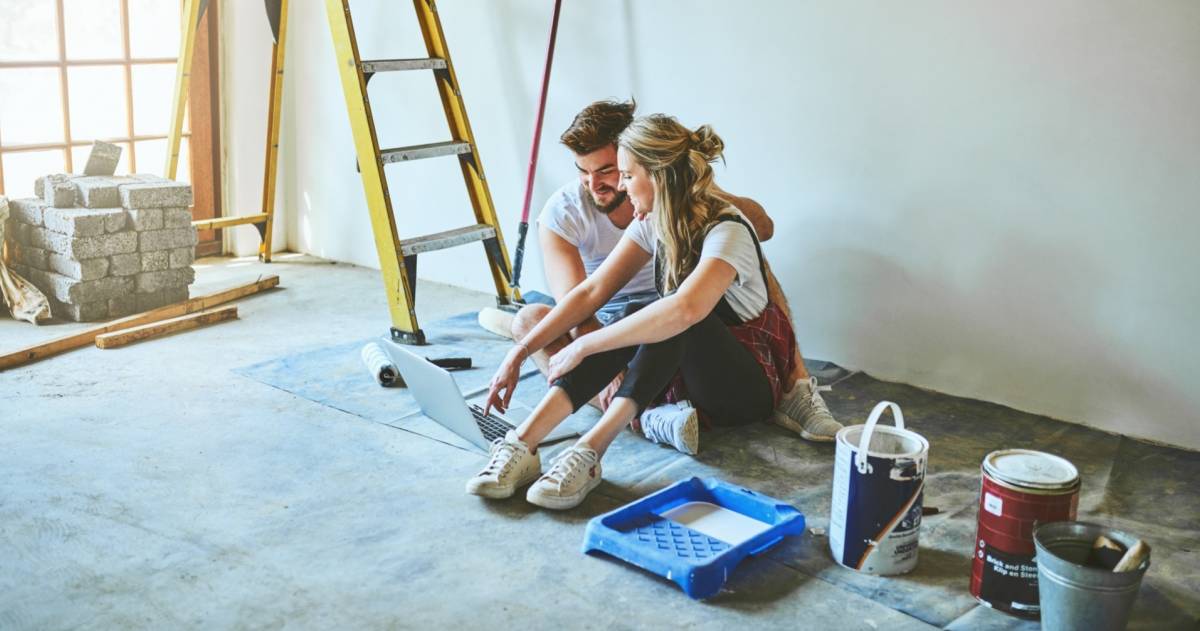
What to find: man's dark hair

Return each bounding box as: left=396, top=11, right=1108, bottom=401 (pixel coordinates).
left=559, top=98, right=637, bottom=155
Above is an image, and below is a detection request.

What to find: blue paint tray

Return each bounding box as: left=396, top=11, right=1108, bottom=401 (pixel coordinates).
left=582, top=477, right=805, bottom=599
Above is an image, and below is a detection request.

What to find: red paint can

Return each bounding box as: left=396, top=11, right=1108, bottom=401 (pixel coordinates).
left=970, top=449, right=1079, bottom=618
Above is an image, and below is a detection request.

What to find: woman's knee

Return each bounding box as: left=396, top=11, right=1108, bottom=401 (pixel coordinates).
left=511, top=303, right=552, bottom=339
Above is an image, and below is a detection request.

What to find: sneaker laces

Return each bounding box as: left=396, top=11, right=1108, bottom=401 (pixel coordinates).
left=481, top=437, right=521, bottom=478
left=639, top=407, right=676, bottom=444
left=543, top=447, right=593, bottom=490
left=803, top=377, right=833, bottom=409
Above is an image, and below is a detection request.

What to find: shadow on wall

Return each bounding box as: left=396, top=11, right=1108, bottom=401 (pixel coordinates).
left=809, top=215, right=1196, bottom=442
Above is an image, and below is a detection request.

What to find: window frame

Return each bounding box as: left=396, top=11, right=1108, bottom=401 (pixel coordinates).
left=0, top=0, right=199, bottom=191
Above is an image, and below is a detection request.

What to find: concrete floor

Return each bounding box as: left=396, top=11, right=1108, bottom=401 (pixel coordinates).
left=2, top=254, right=1197, bottom=630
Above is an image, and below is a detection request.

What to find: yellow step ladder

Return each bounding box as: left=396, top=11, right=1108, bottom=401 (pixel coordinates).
left=325, top=0, right=520, bottom=344
left=167, top=0, right=520, bottom=344
left=166, top=0, right=281, bottom=262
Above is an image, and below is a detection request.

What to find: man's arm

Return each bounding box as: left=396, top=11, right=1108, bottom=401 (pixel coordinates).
left=713, top=187, right=774, bottom=241
left=539, top=225, right=589, bottom=302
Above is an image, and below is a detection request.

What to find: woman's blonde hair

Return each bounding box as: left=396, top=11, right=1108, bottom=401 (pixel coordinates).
left=618, top=114, right=731, bottom=292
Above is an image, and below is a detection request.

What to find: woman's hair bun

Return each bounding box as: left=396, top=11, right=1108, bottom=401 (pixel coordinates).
left=689, top=124, right=724, bottom=163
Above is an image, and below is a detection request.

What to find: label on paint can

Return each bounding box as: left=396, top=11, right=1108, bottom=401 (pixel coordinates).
left=984, top=492, right=1003, bottom=517
left=978, top=543, right=1041, bottom=614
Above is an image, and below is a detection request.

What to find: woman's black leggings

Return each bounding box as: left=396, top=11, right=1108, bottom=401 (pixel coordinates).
left=551, top=305, right=774, bottom=426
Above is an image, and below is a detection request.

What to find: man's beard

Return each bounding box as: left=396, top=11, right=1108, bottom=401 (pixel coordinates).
left=593, top=190, right=628, bottom=214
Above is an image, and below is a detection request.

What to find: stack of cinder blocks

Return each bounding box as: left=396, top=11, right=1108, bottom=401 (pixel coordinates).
left=4, top=174, right=196, bottom=321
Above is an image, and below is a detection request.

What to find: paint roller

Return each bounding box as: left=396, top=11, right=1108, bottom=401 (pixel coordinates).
left=360, top=342, right=474, bottom=388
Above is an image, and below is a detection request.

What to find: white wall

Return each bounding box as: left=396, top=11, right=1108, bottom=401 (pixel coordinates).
left=223, top=1, right=1200, bottom=450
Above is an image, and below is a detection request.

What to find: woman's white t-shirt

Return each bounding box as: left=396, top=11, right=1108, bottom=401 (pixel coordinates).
left=623, top=207, right=769, bottom=321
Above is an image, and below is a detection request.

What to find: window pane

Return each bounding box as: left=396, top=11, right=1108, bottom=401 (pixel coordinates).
left=71, top=142, right=130, bottom=177
left=133, top=138, right=164, bottom=177
left=68, top=65, right=128, bottom=141
left=1, top=149, right=67, bottom=199
left=0, top=68, right=65, bottom=145
left=0, top=1, right=58, bottom=61
left=128, top=0, right=180, bottom=59
left=132, top=63, right=176, bottom=136
left=63, top=0, right=123, bottom=60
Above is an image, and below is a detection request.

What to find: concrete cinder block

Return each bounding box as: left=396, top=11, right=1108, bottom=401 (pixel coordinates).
left=110, top=252, right=141, bottom=276
left=71, top=176, right=121, bottom=208
left=118, top=181, right=192, bottom=209
left=10, top=198, right=47, bottom=226
left=37, top=174, right=71, bottom=205
left=43, top=207, right=125, bottom=238
left=126, top=208, right=163, bottom=231
left=10, top=221, right=30, bottom=245
left=135, top=285, right=189, bottom=312
left=107, top=294, right=138, bottom=318
left=48, top=252, right=109, bottom=281
left=168, top=246, right=195, bottom=269
left=161, top=207, right=193, bottom=229
left=50, top=297, right=110, bottom=322
left=105, top=209, right=127, bottom=233
left=44, top=182, right=77, bottom=208
left=141, top=250, right=168, bottom=272
left=135, top=267, right=195, bottom=293
left=32, top=268, right=133, bottom=305
left=73, top=231, right=140, bottom=259
left=138, top=227, right=197, bottom=252
left=16, top=245, right=48, bottom=270
left=28, top=226, right=60, bottom=251
left=82, top=141, right=122, bottom=176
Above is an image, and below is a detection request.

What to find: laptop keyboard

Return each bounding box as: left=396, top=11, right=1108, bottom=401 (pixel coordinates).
left=469, top=404, right=512, bottom=443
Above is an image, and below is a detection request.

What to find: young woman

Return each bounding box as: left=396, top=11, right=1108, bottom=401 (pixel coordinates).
left=467, top=114, right=798, bottom=509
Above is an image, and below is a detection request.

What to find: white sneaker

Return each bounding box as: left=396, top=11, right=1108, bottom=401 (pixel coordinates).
left=773, top=377, right=843, bottom=442
left=639, top=400, right=700, bottom=455
left=465, top=430, right=541, bottom=498
left=525, top=444, right=602, bottom=510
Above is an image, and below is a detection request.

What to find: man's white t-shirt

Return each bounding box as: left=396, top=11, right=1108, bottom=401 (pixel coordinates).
left=623, top=207, right=769, bottom=322
left=538, top=181, right=658, bottom=300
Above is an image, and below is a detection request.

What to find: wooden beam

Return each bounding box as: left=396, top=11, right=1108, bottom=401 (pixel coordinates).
left=95, top=305, right=237, bottom=349
left=0, top=275, right=278, bottom=371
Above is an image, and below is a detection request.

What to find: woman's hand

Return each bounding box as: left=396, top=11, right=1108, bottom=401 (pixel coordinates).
left=547, top=338, right=590, bottom=382
left=484, top=344, right=527, bottom=415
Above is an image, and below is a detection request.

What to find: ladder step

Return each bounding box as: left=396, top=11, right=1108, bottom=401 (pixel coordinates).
left=381, top=141, right=471, bottom=164
left=361, top=57, right=447, bottom=73
left=192, top=213, right=269, bottom=231
left=400, top=224, right=496, bottom=256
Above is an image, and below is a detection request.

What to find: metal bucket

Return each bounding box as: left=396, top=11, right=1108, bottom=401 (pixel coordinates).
left=829, top=401, right=928, bottom=575
left=1034, top=521, right=1149, bottom=631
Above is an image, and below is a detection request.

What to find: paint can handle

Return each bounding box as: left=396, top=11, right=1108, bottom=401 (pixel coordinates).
left=855, top=401, right=905, bottom=474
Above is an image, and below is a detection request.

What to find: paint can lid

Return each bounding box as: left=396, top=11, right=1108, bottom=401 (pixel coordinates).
left=983, top=449, right=1079, bottom=489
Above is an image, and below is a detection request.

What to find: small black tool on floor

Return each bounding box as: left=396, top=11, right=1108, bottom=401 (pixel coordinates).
left=428, top=357, right=471, bottom=371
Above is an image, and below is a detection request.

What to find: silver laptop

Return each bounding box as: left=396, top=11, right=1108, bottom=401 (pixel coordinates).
left=382, top=341, right=579, bottom=451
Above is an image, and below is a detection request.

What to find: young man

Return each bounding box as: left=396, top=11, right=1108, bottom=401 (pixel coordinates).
left=482, top=99, right=839, bottom=452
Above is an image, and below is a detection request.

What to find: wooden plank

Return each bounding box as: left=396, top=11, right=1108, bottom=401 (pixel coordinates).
left=0, top=275, right=279, bottom=371
left=95, top=305, right=237, bottom=349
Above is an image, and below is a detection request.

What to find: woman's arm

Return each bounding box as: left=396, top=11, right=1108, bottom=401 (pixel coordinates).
left=485, top=235, right=651, bottom=413
left=546, top=257, right=738, bottom=379
left=515, top=236, right=651, bottom=354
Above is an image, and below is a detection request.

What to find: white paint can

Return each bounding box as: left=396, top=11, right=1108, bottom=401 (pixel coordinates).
left=829, top=401, right=929, bottom=575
